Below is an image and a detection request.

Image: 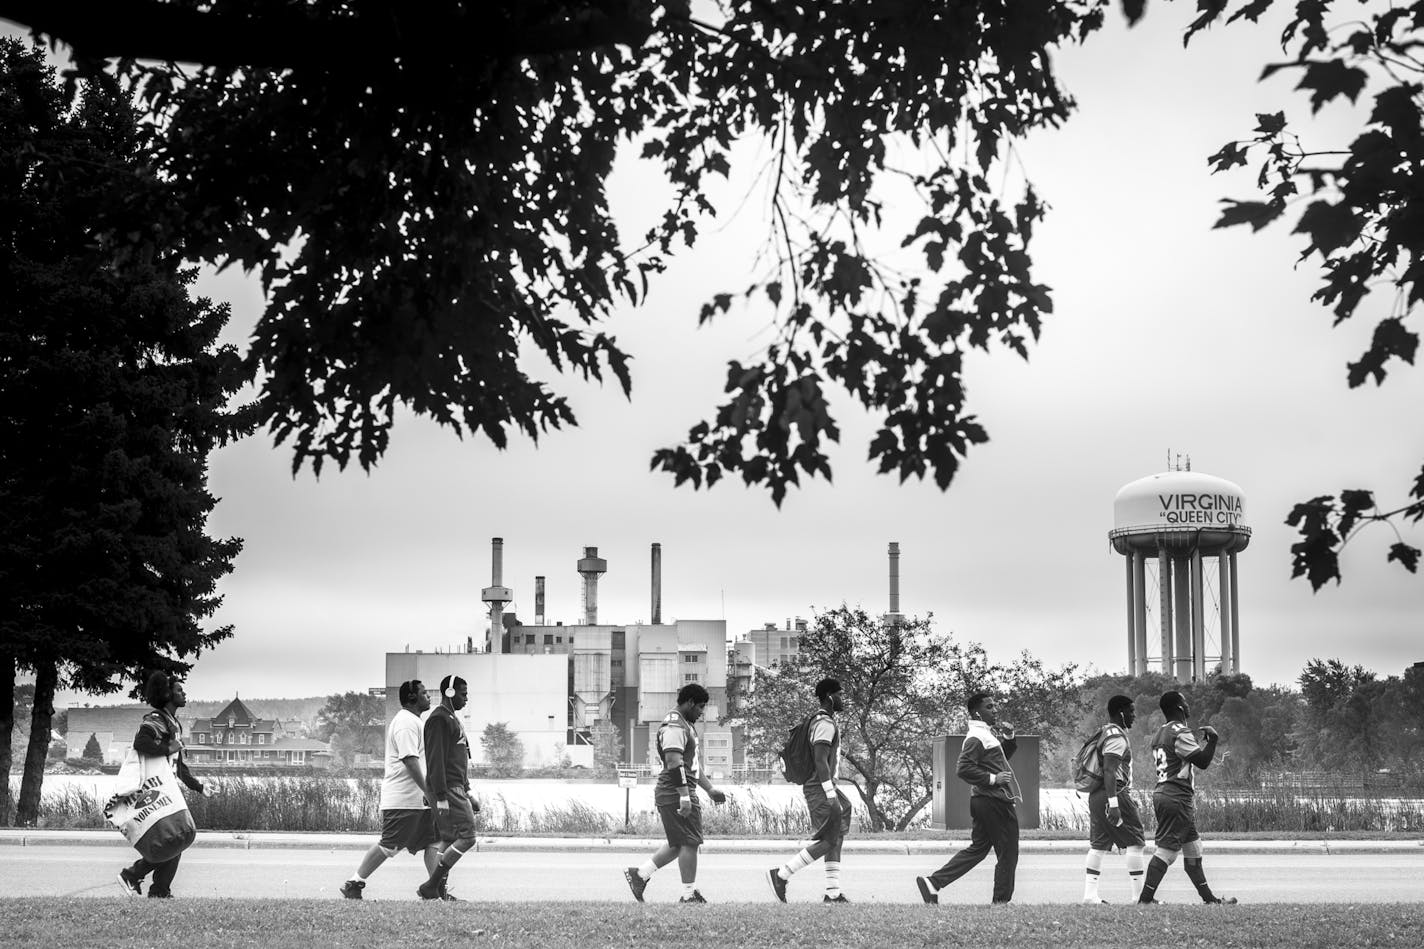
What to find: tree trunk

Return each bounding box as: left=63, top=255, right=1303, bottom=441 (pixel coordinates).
left=0, top=653, right=13, bottom=826
left=895, top=793, right=933, bottom=831
left=15, top=659, right=57, bottom=826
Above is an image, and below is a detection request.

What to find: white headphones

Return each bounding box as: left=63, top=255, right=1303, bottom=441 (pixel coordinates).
left=442, top=676, right=458, bottom=698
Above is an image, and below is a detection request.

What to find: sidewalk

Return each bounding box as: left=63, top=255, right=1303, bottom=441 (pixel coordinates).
left=2, top=828, right=1421, bottom=854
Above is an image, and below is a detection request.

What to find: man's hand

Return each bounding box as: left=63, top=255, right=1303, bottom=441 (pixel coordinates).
left=997, top=722, right=1015, bottom=740
left=1106, top=801, right=1123, bottom=826
left=708, top=789, right=727, bottom=805
left=1199, top=725, right=1219, bottom=742
left=678, top=794, right=693, bottom=817
left=995, top=772, right=1013, bottom=786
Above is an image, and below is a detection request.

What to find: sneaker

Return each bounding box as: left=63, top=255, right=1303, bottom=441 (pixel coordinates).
left=340, top=879, right=365, bottom=900
left=766, top=868, right=788, bottom=903
left=147, top=889, right=173, bottom=899
left=915, top=876, right=938, bottom=905
left=678, top=890, right=707, bottom=903
left=116, top=868, right=142, bottom=898
left=439, top=882, right=464, bottom=902
left=823, top=893, right=851, bottom=903
left=1205, top=896, right=1238, bottom=905
left=417, top=879, right=443, bottom=901
left=624, top=867, right=648, bottom=902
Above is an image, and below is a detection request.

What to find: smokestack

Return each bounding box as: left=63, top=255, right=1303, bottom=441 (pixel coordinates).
left=651, top=542, right=662, bottom=625
left=535, top=576, right=546, bottom=626
left=886, top=541, right=904, bottom=626
left=577, top=546, right=607, bottom=625
left=889, top=541, right=900, bottom=614
left=481, top=537, right=513, bottom=652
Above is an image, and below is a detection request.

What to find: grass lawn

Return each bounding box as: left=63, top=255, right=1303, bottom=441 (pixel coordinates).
left=2, top=900, right=1421, bottom=948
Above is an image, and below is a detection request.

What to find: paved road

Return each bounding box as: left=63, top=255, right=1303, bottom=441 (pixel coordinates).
left=5, top=846, right=1422, bottom=904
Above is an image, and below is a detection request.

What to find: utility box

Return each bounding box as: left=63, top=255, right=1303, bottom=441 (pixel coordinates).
left=931, top=734, right=1041, bottom=830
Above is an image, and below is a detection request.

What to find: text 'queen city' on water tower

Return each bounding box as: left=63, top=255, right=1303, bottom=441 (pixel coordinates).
left=1109, top=462, right=1251, bottom=682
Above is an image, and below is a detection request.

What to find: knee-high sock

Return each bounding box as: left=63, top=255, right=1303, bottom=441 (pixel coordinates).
left=1126, top=846, right=1147, bottom=899
left=824, top=861, right=842, bottom=897
left=1138, top=855, right=1170, bottom=903
left=1183, top=857, right=1218, bottom=903
left=781, top=848, right=814, bottom=879
left=1083, top=849, right=1106, bottom=901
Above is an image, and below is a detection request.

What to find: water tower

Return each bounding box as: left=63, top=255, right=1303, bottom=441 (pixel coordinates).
left=1109, top=466, right=1251, bottom=681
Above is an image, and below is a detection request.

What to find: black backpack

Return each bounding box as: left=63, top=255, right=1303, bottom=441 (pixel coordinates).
left=778, top=711, right=831, bottom=784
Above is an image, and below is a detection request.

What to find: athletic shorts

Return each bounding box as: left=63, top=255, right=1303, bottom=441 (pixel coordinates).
left=1087, top=788, right=1146, bottom=851
left=804, top=784, right=852, bottom=844
left=657, top=800, right=704, bottom=848
left=1151, top=791, right=1200, bottom=851
left=434, top=785, right=478, bottom=842
left=379, top=808, right=438, bottom=854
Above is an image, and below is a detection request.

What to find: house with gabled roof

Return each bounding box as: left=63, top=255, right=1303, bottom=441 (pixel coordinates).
left=186, top=695, right=332, bottom=769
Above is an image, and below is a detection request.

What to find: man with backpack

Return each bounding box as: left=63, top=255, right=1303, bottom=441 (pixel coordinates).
left=1081, top=694, right=1147, bottom=902
left=766, top=677, right=852, bottom=903
left=623, top=683, right=727, bottom=903
left=915, top=691, right=1019, bottom=904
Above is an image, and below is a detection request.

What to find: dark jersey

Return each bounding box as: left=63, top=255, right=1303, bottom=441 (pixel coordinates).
left=1150, top=720, right=1202, bottom=803
left=654, top=710, right=698, bottom=807
left=423, top=705, right=470, bottom=800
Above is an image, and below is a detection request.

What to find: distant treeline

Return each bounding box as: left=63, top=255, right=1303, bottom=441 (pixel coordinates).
left=1057, top=659, right=1424, bottom=787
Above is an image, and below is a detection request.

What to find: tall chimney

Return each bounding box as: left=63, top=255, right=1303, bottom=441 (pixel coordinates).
left=481, top=537, right=513, bottom=651
left=577, top=546, right=607, bottom=625
left=886, top=541, right=904, bottom=625
left=889, top=541, right=900, bottom=614
left=651, top=542, right=662, bottom=625
left=535, top=576, right=546, bottom=626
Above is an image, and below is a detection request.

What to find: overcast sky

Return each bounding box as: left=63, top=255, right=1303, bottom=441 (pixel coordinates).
left=25, top=9, right=1421, bottom=705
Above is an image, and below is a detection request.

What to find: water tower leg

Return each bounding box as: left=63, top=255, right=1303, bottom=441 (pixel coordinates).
left=1218, top=552, right=1233, bottom=675
left=1229, top=552, right=1241, bottom=674
left=1158, top=547, right=1173, bottom=677
left=1173, top=556, right=1192, bottom=682
left=1132, top=552, right=1148, bottom=676
left=1191, top=548, right=1205, bottom=681
left=1124, top=554, right=1137, bottom=675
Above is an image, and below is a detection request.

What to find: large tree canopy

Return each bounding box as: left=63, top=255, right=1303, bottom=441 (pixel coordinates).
left=0, top=0, right=1113, bottom=502
left=1, top=0, right=1417, bottom=584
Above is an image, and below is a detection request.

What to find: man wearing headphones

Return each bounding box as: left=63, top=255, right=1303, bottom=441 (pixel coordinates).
left=340, top=680, right=440, bottom=899
left=418, top=674, right=478, bottom=901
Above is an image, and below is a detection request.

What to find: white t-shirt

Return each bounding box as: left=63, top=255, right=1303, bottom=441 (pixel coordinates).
left=379, top=708, right=427, bottom=810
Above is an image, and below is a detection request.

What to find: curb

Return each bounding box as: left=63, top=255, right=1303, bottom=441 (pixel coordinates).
left=2, top=830, right=1422, bottom=855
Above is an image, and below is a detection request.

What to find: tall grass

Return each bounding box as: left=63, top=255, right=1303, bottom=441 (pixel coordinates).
left=16, top=777, right=1424, bottom=835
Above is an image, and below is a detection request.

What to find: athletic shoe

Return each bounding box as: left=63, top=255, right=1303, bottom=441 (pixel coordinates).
left=624, top=867, right=648, bottom=902
left=417, top=879, right=443, bottom=901
left=823, top=893, right=851, bottom=903
left=678, top=890, right=707, bottom=903
left=147, top=889, right=173, bottom=899
left=766, top=868, right=788, bottom=903
left=340, top=880, right=365, bottom=900
left=116, top=868, right=142, bottom=898
left=915, top=876, right=938, bottom=905
left=1205, top=896, right=1238, bottom=905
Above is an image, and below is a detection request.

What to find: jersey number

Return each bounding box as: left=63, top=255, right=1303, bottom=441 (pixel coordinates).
left=1153, top=747, right=1170, bottom=782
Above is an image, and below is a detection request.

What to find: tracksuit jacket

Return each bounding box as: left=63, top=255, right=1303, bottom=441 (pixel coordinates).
left=956, top=718, right=1017, bottom=801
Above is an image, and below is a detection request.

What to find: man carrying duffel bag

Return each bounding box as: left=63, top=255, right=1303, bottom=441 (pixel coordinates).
left=109, top=671, right=205, bottom=898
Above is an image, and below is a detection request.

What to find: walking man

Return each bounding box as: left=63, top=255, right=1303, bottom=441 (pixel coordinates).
left=341, top=680, right=440, bottom=898
left=115, top=672, right=205, bottom=898
left=1082, top=694, right=1147, bottom=902
left=766, top=677, right=852, bottom=903
left=623, top=683, right=727, bottom=903
left=417, top=674, right=479, bottom=901
left=1138, top=690, right=1236, bottom=905
left=915, top=691, right=1019, bottom=904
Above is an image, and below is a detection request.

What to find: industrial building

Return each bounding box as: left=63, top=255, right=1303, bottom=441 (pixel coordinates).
left=386, top=539, right=733, bottom=776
